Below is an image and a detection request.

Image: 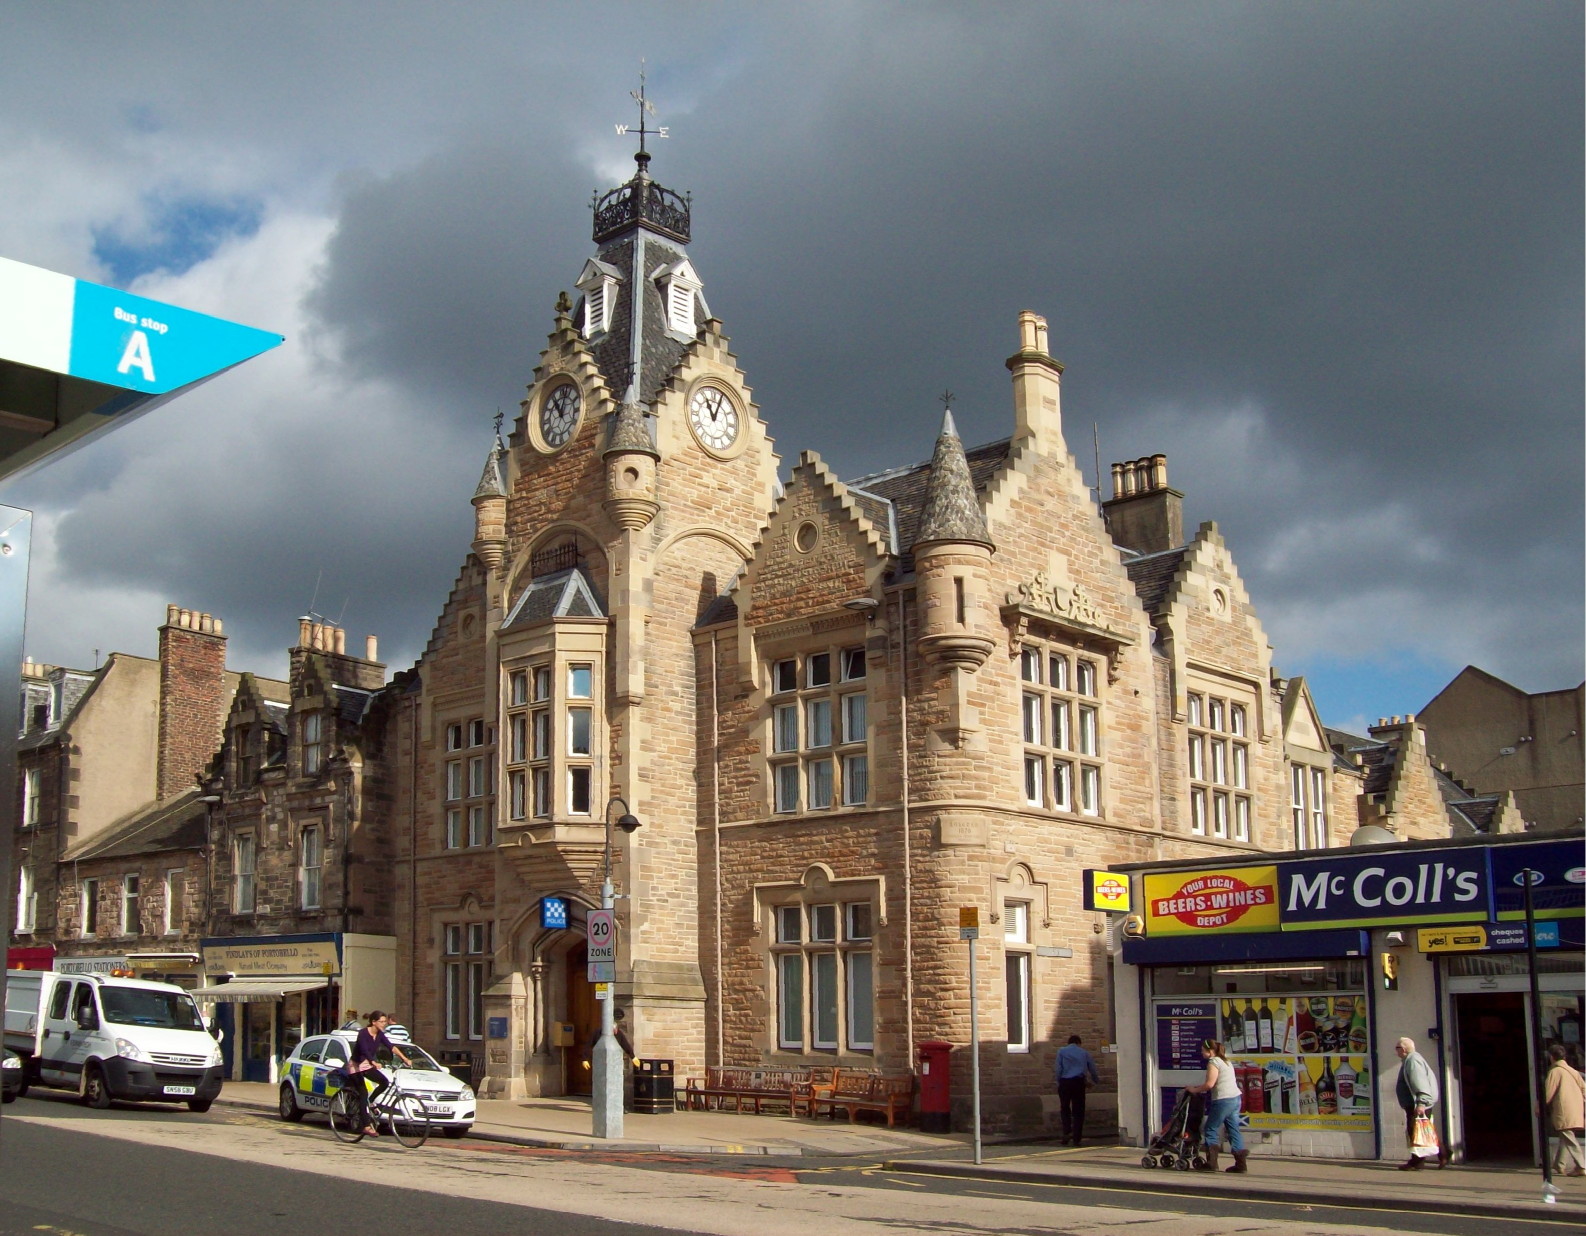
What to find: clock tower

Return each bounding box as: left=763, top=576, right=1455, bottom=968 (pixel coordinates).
left=444, top=120, right=779, bottom=1098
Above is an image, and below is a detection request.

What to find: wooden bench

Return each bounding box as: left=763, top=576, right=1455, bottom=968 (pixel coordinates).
left=683, top=1065, right=805, bottom=1113
left=790, top=1065, right=837, bottom=1117
left=811, top=1071, right=915, bottom=1127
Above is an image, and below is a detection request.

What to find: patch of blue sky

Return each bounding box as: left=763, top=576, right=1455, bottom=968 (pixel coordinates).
left=92, top=194, right=264, bottom=287
left=1288, top=648, right=1461, bottom=736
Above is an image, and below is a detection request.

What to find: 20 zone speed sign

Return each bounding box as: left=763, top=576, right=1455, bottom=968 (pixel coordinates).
left=586, top=909, right=616, bottom=964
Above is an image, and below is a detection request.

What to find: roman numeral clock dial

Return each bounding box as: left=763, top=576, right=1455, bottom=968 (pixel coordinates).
left=688, top=386, right=740, bottom=455
left=539, top=382, right=581, bottom=449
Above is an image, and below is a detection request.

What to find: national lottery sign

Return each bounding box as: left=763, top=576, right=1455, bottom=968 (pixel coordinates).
left=1142, top=866, right=1280, bottom=935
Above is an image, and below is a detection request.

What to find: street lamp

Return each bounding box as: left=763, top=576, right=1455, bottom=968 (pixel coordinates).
left=593, top=796, right=641, bottom=1139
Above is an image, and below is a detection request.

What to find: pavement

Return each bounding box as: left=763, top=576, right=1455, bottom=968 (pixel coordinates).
left=215, top=1082, right=1586, bottom=1222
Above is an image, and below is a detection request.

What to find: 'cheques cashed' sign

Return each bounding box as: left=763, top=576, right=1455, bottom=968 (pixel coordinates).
left=1144, top=866, right=1280, bottom=935
left=1278, top=849, right=1491, bottom=930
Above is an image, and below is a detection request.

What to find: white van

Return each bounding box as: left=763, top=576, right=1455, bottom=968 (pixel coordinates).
left=3, top=971, right=224, bottom=1110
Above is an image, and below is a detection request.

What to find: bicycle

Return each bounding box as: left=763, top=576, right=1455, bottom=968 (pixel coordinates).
left=328, top=1073, right=432, bottom=1149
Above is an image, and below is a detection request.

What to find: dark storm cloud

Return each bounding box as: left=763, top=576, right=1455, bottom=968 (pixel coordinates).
left=1, top=0, right=1578, bottom=715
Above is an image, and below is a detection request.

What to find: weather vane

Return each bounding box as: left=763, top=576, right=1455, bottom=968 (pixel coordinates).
left=492, top=407, right=504, bottom=438
left=939, top=389, right=956, bottom=412
left=614, top=60, right=668, bottom=160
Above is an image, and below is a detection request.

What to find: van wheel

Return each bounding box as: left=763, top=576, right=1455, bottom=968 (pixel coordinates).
left=84, top=1065, right=112, bottom=1109
left=187, top=1099, right=213, bottom=1113
left=278, top=1084, right=303, bottom=1122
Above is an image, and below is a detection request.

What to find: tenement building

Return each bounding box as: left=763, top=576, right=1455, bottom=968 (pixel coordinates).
left=386, top=148, right=1362, bottom=1133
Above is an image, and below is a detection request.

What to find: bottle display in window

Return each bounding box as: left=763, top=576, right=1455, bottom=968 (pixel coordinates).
left=1316, top=1056, right=1337, bottom=1115
left=1257, top=998, right=1274, bottom=1051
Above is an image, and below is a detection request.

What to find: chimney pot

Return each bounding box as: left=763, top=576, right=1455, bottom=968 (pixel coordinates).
left=365, top=635, right=378, bottom=661
left=1018, top=310, right=1045, bottom=353
left=166, top=604, right=179, bottom=626
left=334, top=627, right=346, bottom=655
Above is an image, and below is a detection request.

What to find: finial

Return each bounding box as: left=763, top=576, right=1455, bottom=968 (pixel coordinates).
left=492, top=407, right=504, bottom=439
left=938, top=390, right=958, bottom=439
left=555, top=290, right=571, bottom=317
left=614, top=59, right=668, bottom=180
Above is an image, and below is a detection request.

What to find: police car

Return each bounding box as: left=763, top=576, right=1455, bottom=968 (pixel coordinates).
left=276, top=1026, right=475, bottom=1137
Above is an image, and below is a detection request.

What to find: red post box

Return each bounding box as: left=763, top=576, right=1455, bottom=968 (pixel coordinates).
left=917, top=1040, right=953, bottom=1132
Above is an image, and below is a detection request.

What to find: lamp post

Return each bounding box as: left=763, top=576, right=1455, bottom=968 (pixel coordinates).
left=593, top=796, right=641, bottom=1139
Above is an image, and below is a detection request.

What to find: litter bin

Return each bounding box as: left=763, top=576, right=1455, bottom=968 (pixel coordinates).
left=917, top=1040, right=952, bottom=1133
left=436, top=1049, right=476, bottom=1088
left=632, top=1058, right=675, bottom=1113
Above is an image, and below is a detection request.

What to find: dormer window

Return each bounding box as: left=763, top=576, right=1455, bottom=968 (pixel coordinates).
left=575, top=258, right=622, bottom=337
left=653, top=258, right=703, bottom=337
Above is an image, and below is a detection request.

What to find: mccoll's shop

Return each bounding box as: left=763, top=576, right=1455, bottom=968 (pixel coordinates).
left=1109, top=833, right=1583, bottom=1163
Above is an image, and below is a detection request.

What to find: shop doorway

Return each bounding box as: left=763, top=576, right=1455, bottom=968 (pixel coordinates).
left=1455, top=992, right=1531, bottom=1162
left=564, top=943, right=598, bottom=1095
left=241, top=1002, right=274, bottom=1083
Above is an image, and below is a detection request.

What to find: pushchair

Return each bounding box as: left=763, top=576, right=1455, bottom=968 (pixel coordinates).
left=1141, top=1087, right=1208, bottom=1170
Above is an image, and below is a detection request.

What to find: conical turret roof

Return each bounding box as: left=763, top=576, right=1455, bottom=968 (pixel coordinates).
left=472, top=438, right=507, bottom=503
left=913, top=410, right=993, bottom=549
left=604, top=400, right=659, bottom=459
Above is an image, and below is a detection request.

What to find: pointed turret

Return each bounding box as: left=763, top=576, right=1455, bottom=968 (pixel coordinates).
left=603, top=400, right=660, bottom=531
left=914, top=410, right=996, bottom=673
left=471, top=436, right=508, bottom=571
left=915, top=410, right=994, bottom=550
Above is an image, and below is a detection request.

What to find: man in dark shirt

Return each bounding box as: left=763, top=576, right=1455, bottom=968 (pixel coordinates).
left=1054, top=1034, right=1101, bottom=1145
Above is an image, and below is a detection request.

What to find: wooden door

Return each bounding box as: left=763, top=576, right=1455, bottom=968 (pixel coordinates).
left=564, top=943, right=598, bottom=1095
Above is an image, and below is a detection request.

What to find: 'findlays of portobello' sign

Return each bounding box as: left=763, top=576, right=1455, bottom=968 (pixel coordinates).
left=1143, top=866, right=1280, bottom=935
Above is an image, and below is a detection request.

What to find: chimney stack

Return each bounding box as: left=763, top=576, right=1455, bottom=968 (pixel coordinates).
left=157, top=604, right=228, bottom=801
left=1102, top=453, right=1183, bottom=556
left=291, top=618, right=386, bottom=692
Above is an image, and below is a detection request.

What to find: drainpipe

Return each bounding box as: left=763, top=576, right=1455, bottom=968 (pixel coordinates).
left=895, top=588, right=915, bottom=1065
left=711, top=630, right=723, bottom=1066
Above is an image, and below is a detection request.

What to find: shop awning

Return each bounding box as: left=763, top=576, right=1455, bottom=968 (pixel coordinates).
left=190, top=979, right=329, bottom=1003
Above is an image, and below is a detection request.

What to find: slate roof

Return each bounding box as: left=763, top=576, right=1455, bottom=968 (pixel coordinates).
left=605, top=399, right=659, bottom=457
left=472, top=441, right=507, bottom=501
left=1123, top=547, right=1188, bottom=616
left=576, top=232, right=709, bottom=408
left=501, top=568, right=607, bottom=631
left=332, top=685, right=377, bottom=726
left=69, top=790, right=207, bottom=862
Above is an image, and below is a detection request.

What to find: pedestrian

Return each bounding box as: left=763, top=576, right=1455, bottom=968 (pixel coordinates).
left=1054, top=1034, right=1100, bottom=1145
left=1544, top=1044, right=1586, bottom=1177
left=1394, top=1036, right=1443, bottom=1170
left=582, top=1006, right=638, bottom=1070
left=1187, top=1038, right=1247, bottom=1173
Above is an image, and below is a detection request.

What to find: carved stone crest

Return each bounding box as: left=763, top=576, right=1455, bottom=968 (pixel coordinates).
left=1013, top=571, right=1102, bottom=626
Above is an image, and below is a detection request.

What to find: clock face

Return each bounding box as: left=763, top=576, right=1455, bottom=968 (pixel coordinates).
left=540, top=383, right=581, bottom=448
left=689, top=386, right=740, bottom=454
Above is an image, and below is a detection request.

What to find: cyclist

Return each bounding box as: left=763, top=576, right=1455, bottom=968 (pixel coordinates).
left=345, top=1010, right=412, bottom=1136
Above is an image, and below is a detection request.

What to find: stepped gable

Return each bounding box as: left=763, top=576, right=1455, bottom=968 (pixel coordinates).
left=1123, top=546, right=1190, bottom=616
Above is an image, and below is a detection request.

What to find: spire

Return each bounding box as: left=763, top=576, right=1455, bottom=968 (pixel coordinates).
left=914, top=408, right=992, bottom=549
left=604, top=400, right=659, bottom=459
left=472, top=438, right=507, bottom=503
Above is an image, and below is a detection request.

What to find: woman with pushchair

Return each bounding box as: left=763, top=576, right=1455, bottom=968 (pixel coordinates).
left=1187, top=1038, right=1248, bottom=1173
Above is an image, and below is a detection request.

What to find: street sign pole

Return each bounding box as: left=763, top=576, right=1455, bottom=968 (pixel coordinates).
left=969, top=935, right=981, bottom=1165
left=589, top=899, right=621, bottom=1139
left=1523, top=870, right=1554, bottom=1200
left=960, top=906, right=982, bottom=1165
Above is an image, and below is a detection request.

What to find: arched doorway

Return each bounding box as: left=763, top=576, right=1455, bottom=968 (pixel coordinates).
left=564, top=942, right=598, bottom=1094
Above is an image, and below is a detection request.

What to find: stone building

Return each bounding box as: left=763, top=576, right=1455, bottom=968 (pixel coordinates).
left=1416, top=666, right=1584, bottom=832
left=195, top=618, right=397, bottom=1083
left=9, top=606, right=274, bottom=979
left=385, top=149, right=1357, bottom=1133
